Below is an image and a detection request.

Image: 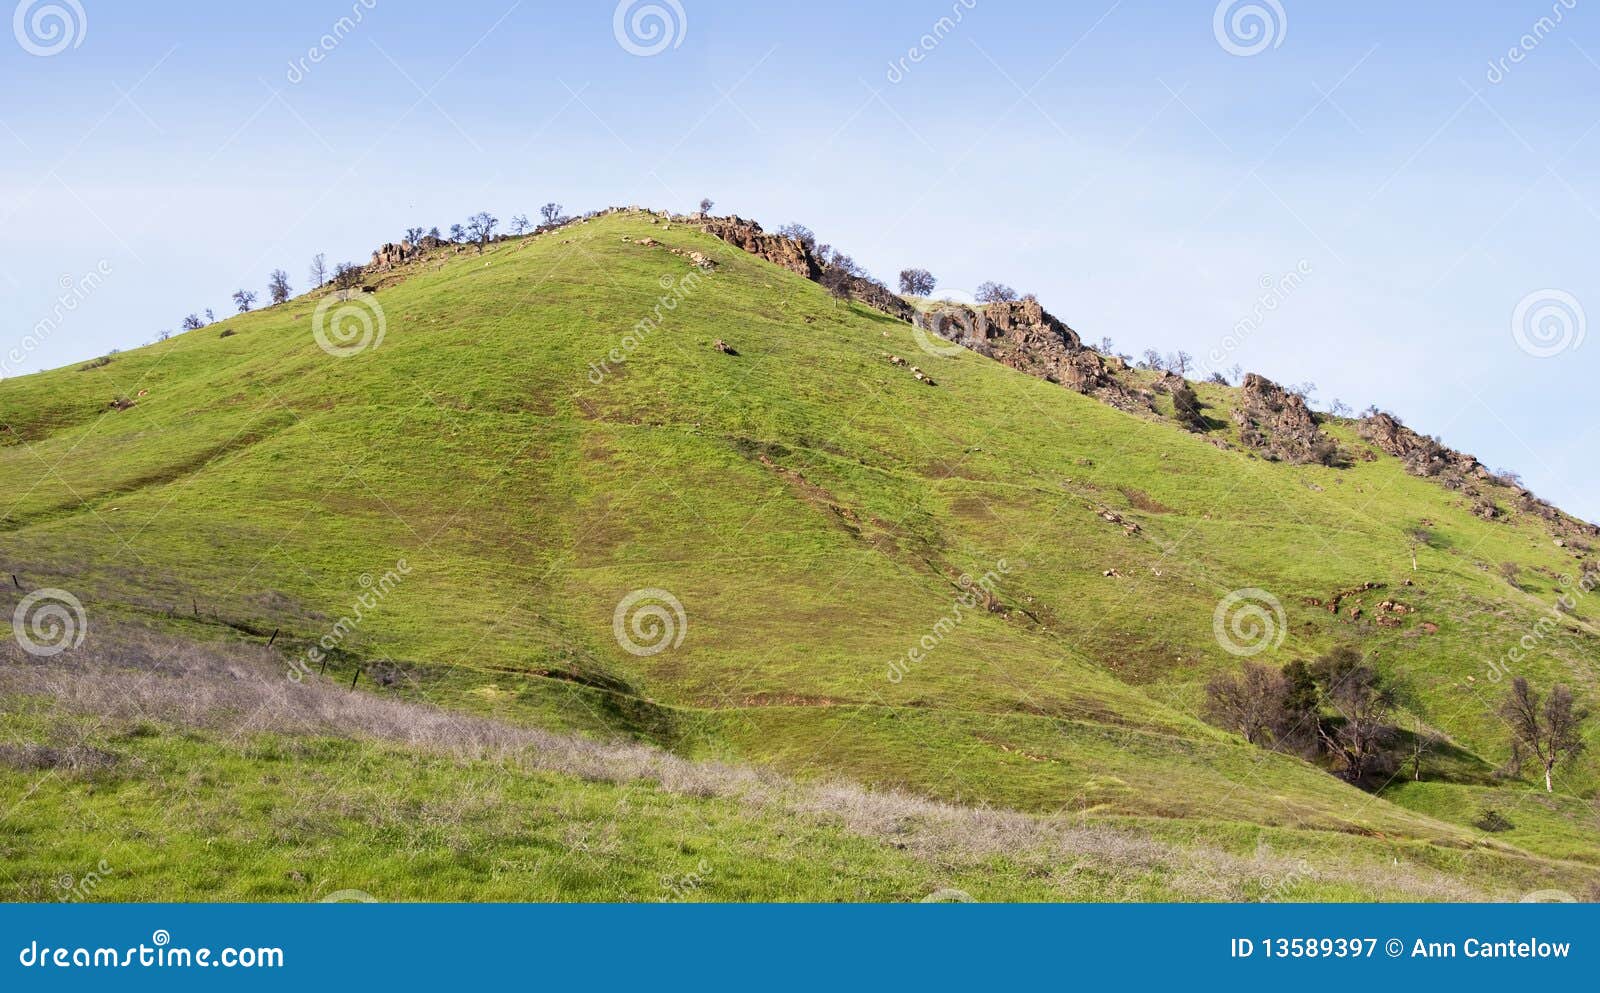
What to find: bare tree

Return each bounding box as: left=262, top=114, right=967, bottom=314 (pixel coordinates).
left=898, top=268, right=937, bottom=296
left=975, top=281, right=1018, bottom=303
left=465, top=212, right=499, bottom=254
left=331, top=262, right=363, bottom=298
left=449, top=223, right=467, bottom=244
left=821, top=256, right=857, bottom=300
left=540, top=203, right=563, bottom=225
left=1099, top=336, right=1116, bottom=355
left=267, top=269, right=291, bottom=306
left=1203, top=663, right=1287, bottom=746
left=180, top=314, right=204, bottom=331
left=403, top=227, right=426, bottom=245
left=698, top=197, right=715, bottom=214
left=1408, top=723, right=1445, bottom=782
left=1314, top=647, right=1398, bottom=785
left=309, top=253, right=328, bottom=288
left=778, top=223, right=817, bottom=250
left=1166, top=351, right=1194, bottom=377
left=509, top=214, right=532, bottom=235
left=1502, top=677, right=1589, bottom=792
left=232, top=289, right=257, bottom=313
left=1140, top=349, right=1165, bottom=371
left=205, top=308, right=216, bottom=324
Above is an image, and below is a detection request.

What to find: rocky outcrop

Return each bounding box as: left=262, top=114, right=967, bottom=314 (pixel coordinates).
left=700, top=217, right=821, bottom=280
left=1359, top=412, right=1482, bottom=483
left=1361, top=411, right=1598, bottom=539
left=370, top=236, right=448, bottom=270
left=1233, top=375, right=1339, bottom=465
left=915, top=298, right=1146, bottom=411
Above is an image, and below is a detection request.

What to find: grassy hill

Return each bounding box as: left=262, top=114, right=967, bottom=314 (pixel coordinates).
left=3, top=208, right=1597, bottom=900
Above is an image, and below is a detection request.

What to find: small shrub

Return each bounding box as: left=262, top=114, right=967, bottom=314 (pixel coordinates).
left=1473, top=807, right=1514, bottom=833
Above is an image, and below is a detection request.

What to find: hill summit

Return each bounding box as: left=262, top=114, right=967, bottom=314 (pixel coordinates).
left=2, top=205, right=1598, bottom=901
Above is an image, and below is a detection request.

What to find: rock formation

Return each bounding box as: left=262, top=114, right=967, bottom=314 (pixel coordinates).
left=914, top=298, right=1145, bottom=410
left=1232, top=375, right=1339, bottom=465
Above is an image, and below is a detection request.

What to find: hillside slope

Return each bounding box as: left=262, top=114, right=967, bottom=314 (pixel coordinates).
left=2, top=208, right=1597, bottom=896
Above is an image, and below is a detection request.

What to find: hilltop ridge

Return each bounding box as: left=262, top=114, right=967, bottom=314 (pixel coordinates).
left=3, top=205, right=1599, bottom=900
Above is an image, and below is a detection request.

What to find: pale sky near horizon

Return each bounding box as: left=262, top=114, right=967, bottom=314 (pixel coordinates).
left=2, top=0, right=1597, bottom=521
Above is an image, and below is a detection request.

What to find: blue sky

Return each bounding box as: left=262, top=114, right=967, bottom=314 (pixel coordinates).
left=2, top=0, right=1597, bottom=520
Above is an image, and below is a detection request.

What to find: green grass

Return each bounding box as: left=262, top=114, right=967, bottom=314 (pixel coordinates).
left=2, top=208, right=1598, bottom=899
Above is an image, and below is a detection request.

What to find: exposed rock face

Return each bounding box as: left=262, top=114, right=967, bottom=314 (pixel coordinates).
left=914, top=298, right=1144, bottom=410
left=1359, top=412, right=1482, bottom=483
left=1361, top=411, right=1599, bottom=539
left=700, top=217, right=821, bottom=280
left=1233, top=375, right=1339, bottom=465
left=370, top=236, right=447, bottom=270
